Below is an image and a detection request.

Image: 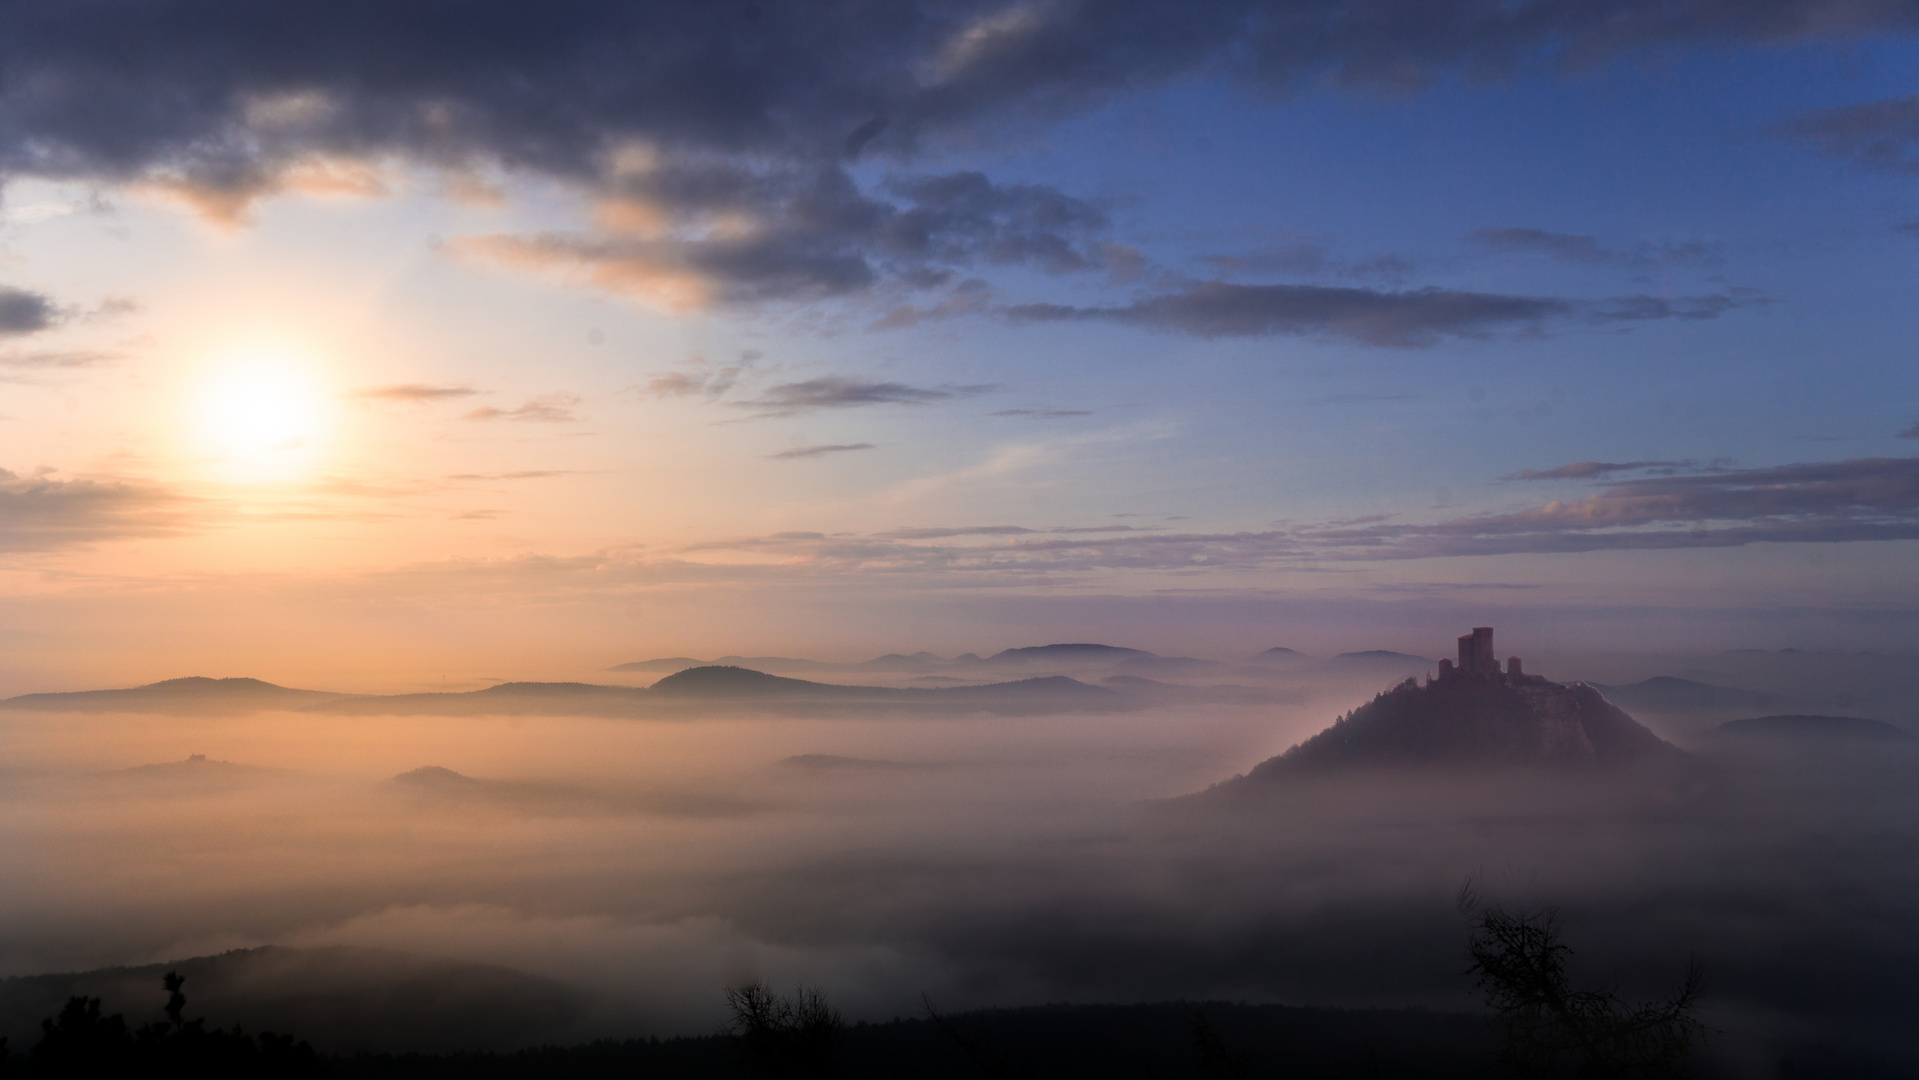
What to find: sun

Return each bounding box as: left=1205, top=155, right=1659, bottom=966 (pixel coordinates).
left=194, top=348, right=332, bottom=479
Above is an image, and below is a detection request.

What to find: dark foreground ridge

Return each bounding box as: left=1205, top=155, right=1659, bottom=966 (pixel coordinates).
left=326, top=1001, right=1497, bottom=1079
left=1221, top=628, right=1682, bottom=787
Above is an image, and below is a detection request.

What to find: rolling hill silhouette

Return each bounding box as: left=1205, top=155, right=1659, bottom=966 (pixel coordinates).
left=649, top=665, right=878, bottom=697
left=985, top=643, right=1155, bottom=664
left=1331, top=650, right=1435, bottom=667
left=1588, top=675, right=1783, bottom=713
left=0, top=676, right=347, bottom=713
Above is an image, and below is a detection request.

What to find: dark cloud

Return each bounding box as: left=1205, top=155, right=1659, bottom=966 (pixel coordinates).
left=1502, top=460, right=1695, bottom=480
left=1775, top=93, right=1919, bottom=174
left=768, top=443, right=876, bottom=460
left=1899, top=221, right=1919, bottom=236
left=0, top=469, right=189, bottom=550
left=0, top=286, right=58, bottom=336
left=450, top=166, right=1115, bottom=308
left=350, top=383, right=479, bottom=402
left=737, top=377, right=995, bottom=418
left=1008, top=281, right=1570, bottom=346
left=1467, top=228, right=1721, bottom=269
left=1900, top=422, right=1919, bottom=439
left=3, top=1, right=1910, bottom=197
left=463, top=393, right=580, bottom=423
left=879, top=172, right=1109, bottom=272
left=1009, top=279, right=1765, bottom=345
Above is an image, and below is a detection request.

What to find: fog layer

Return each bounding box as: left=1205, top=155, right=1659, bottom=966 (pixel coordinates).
left=0, top=650, right=1912, bottom=1068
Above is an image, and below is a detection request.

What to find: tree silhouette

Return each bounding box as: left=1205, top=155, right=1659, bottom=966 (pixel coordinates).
left=723, top=981, right=844, bottom=1079
left=1189, top=1009, right=1250, bottom=1080
left=1461, top=885, right=1705, bottom=1079
left=26, top=971, right=324, bottom=1078
left=29, top=996, right=134, bottom=1074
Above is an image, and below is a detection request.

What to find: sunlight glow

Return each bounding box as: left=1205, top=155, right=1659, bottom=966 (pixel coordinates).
left=194, top=347, right=332, bottom=480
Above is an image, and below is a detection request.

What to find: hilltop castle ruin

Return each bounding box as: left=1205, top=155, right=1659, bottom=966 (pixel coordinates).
left=1436, top=626, right=1527, bottom=681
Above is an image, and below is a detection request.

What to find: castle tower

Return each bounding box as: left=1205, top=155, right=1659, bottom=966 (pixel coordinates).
left=1457, top=627, right=1496, bottom=675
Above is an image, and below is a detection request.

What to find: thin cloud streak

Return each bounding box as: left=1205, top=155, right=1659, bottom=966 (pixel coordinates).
left=1775, top=93, right=1919, bottom=174
left=0, top=469, right=192, bottom=551
left=350, top=384, right=480, bottom=402
left=662, top=457, right=1919, bottom=576
left=1501, top=461, right=1696, bottom=481
left=464, top=394, right=581, bottom=423
left=1006, top=281, right=1568, bottom=346
left=768, top=443, right=876, bottom=460
left=1467, top=227, right=1721, bottom=269
left=737, top=378, right=995, bottom=418
left=1006, top=280, right=1763, bottom=345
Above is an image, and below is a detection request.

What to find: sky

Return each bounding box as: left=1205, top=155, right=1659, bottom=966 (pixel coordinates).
left=3, top=2, right=1919, bottom=691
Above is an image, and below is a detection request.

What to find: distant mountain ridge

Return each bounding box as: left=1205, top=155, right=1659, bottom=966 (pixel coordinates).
left=1587, top=675, right=1783, bottom=713
left=2, top=666, right=1127, bottom=717
left=0, top=676, right=344, bottom=713
left=610, top=642, right=1205, bottom=675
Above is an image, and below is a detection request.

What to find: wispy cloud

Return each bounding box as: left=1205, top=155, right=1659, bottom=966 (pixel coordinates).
left=638, top=353, right=757, bottom=400
left=1007, top=279, right=1764, bottom=346
left=768, top=443, right=875, bottom=460
left=1774, top=94, right=1919, bottom=175
left=1007, top=281, right=1569, bottom=347
left=1501, top=460, right=1696, bottom=481
left=350, top=383, right=480, bottom=402
left=1299, top=457, right=1919, bottom=559
left=446, top=471, right=573, bottom=481
left=1198, top=242, right=1414, bottom=282
left=994, top=408, right=1092, bottom=418
left=674, top=457, right=1919, bottom=574
left=737, top=378, right=995, bottom=418
left=0, top=469, right=192, bottom=551
left=0, top=349, right=114, bottom=371
left=877, top=525, right=1036, bottom=540
left=1467, top=227, right=1721, bottom=269
left=465, top=394, right=581, bottom=423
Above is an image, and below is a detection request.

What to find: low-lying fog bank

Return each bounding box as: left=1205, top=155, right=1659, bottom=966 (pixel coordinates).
left=1, top=650, right=1913, bottom=1071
